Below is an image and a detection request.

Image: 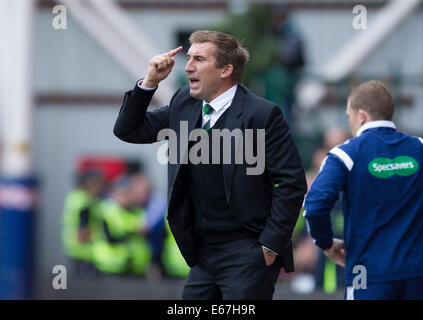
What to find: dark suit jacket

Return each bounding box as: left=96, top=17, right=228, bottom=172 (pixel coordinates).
left=114, top=83, right=307, bottom=271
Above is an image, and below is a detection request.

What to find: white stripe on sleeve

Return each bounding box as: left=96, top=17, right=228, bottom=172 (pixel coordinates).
left=329, top=147, right=354, bottom=171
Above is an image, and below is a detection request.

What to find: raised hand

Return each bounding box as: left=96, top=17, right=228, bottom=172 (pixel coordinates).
left=142, top=46, right=183, bottom=88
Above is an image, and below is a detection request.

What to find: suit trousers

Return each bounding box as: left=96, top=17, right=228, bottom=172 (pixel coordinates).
left=182, top=237, right=282, bottom=300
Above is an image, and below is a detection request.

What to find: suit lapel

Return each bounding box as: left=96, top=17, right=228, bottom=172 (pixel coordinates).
left=182, top=98, right=202, bottom=162
left=222, top=85, right=245, bottom=203
left=187, top=99, right=203, bottom=133
left=169, top=98, right=202, bottom=191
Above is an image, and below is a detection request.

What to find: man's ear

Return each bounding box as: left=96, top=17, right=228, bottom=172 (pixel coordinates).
left=358, top=109, right=370, bottom=125
left=220, top=64, right=233, bottom=79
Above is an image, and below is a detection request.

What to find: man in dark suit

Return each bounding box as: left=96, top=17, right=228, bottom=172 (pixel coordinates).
left=114, top=30, right=307, bottom=299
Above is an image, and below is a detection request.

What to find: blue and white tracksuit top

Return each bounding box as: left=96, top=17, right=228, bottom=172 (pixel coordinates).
left=304, top=121, right=423, bottom=285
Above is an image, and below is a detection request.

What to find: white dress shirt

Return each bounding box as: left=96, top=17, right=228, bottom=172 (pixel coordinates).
left=201, top=84, right=237, bottom=128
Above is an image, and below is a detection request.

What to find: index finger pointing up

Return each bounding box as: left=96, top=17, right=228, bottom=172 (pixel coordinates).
left=168, top=46, right=183, bottom=57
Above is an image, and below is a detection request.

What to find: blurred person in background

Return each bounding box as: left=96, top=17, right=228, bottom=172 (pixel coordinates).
left=113, top=30, right=306, bottom=300
left=258, top=6, right=305, bottom=126
left=323, top=127, right=350, bottom=151
left=217, top=4, right=305, bottom=127
left=289, top=209, right=319, bottom=294
left=290, top=148, right=329, bottom=294
left=304, top=80, right=423, bottom=300
left=129, top=171, right=192, bottom=280
left=62, top=169, right=105, bottom=278
left=131, top=170, right=168, bottom=280
left=305, top=148, right=327, bottom=189
left=125, top=173, right=154, bottom=276
left=310, top=128, right=350, bottom=294
left=92, top=174, right=151, bottom=276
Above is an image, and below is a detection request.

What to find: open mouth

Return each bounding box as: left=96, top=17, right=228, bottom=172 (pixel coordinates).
left=189, top=78, right=200, bottom=88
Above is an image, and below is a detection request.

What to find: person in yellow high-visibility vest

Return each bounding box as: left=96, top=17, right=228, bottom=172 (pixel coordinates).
left=92, top=174, right=151, bottom=275
left=162, top=217, right=190, bottom=278
left=62, top=170, right=105, bottom=276
left=125, top=174, right=152, bottom=275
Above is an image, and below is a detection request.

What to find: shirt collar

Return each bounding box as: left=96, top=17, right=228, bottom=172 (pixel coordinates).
left=203, top=84, right=238, bottom=113
left=356, top=120, right=396, bottom=137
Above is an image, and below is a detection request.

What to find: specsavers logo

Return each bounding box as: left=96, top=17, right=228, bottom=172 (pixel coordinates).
left=368, top=156, right=419, bottom=178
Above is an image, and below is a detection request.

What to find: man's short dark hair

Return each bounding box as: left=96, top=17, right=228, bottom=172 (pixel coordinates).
left=189, top=30, right=249, bottom=84
left=348, top=80, right=395, bottom=120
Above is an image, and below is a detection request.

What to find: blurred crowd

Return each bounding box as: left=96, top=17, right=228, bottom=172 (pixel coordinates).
left=61, top=157, right=190, bottom=281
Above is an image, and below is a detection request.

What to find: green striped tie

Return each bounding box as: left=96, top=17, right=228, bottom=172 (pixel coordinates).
left=202, top=103, right=213, bottom=131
